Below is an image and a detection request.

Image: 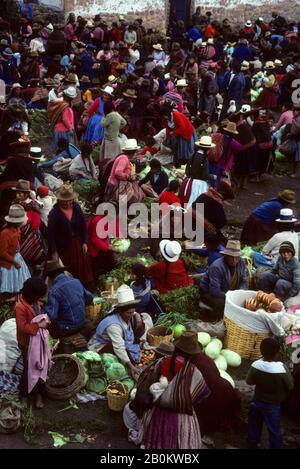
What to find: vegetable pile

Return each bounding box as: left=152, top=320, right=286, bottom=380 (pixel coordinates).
left=111, top=238, right=131, bottom=253
left=197, top=333, right=242, bottom=388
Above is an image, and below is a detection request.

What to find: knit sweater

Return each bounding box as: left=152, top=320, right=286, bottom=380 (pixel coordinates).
left=272, top=255, right=300, bottom=296
left=246, top=360, right=294, bottom=404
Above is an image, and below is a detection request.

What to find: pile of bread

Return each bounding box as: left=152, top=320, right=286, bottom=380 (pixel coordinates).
left=244, top=291, right=283, bottom=313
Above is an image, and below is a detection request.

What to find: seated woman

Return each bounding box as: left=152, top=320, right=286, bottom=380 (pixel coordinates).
left=103, top=139, right=145, bottom=205
left=159, top=179, right=181, bottom=206
left=258, top=241, right=300, bottom=301
left=146, top=240, right=193, bottom=294
left=131, top=263, right=165, bottom=323
left=94, top=285, right=153, bottom=377
left=189, top=187, right=227, bottom=240
left=199, top=240, right=248, bottom=320
left=253, top=209, right=299, bottom=268
left=69, top=142, right=97, bottom=181
left=40, top=138, right=80, bottom=171
left=139, top=159, right=169, bottom=200
left=241, top=190, right=296, bottom=246
left=136, top=332, right=210, bottom=449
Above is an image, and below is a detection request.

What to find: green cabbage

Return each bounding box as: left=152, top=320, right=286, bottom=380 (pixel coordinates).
left=101, top=353, right=119, bottom=369
left=219, top=369, right=235, bottom=388
left=214, top=355, right=227, bottom=371
left=106, top=362, right=127, bottom=381
left=210, top=338, right=223, bottom=351
left=87, top=377, right=107, bottom=394
left=221, top=349, right=242, bottom=367
left=121, top=378, right=135, bottom=391
left=205, top=342, right=221, bottom=360
left=197, top=332, right=211, bottom=347
left=111, top=238, right=131, bottom=253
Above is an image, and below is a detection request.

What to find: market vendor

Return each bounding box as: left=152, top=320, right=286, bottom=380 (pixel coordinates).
left=240, top=190, right=296, bottom=246
left=95, top=285, right=153, bottom=377
left=199, top=240, right=248, bottom=320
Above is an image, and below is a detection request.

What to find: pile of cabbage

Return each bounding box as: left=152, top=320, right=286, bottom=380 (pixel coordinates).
left=73, top=352, right=135, bottom=395
left=197, top=333, right=242, bottom=388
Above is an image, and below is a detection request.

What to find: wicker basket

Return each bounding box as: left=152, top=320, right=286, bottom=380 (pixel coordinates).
left=86, top=303, right=102, bottom=322
left=147, top=326, right=173, bottom=347
left=106, top=381, right=129, bottom=411
left=46, top=354, right=86, bottom=400
left=224, top=317, right=271, bottom=360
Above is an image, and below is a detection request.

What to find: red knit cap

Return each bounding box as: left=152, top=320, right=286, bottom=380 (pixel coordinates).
left=37, top=185, right=49, bottom=197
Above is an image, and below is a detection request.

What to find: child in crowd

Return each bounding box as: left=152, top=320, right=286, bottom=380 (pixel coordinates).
left=159, top=179, right=181, bottom=206
left=258, top=241, right=300, bottom=300
left=15, top=277, right=49, bottom=409
left=246, top=337, right=294, bottom=449
left=0, top=204, right=30, bottom=296
left=123, top=391, right=154, bottom=445
left=37, top=185, right=55, bottom=229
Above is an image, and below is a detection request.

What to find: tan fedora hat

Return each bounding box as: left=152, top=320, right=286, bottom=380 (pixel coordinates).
left=55, top=183, right=78, bottom=201
left=278, top=189, right=296, bottom=204
left=5, top=204, right=27, bottom=224
left=174, top=332, right=202, bottom=355
left=222, top=121, right=239, bottom=135
left=123, top=89, right=137, bottom=99
left=45, top=260, right=66, bottom=275
left=220, top=240, right=242, bottom=257
left=12, top=179, right=31, bottom=192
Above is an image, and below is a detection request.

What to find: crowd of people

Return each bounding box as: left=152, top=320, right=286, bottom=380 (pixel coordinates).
left=0, top=4, right=299, bottom=449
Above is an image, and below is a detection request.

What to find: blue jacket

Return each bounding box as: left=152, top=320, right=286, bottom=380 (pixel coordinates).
left=252, top=198, right=284, bottom=224
left=79, top=51, right=94, bottom=80
left=232, top=44, right=253, bottom=63
left=224, top=71, right=245, bottom=108
left=43, top=274, right=93, bottom=335
left=200, top=257, right=248, bottom=299
left=188, top=27, right=202, bottom=42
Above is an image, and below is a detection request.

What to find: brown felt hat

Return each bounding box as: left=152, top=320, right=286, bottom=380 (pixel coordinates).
left=174, top=332, right=202, bottom=355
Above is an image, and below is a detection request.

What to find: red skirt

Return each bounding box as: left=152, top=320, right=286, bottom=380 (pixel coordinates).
left=58, top=237, right=93, bottom=286
left=259, top=88, right=277, bottom=109
left=240, top=213, right=277, bottom=246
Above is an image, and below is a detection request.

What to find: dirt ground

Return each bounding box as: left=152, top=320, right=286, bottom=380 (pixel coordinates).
left=2, top=163, right=300, bottom=450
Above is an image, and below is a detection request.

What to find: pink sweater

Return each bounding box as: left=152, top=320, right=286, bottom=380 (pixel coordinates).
left=108, top=154, right=132, bottom=186
left=27, top=314, right=52, bottom=393
left=274, top=110, right=294, bottom=131
left=54, top=107, right=74, bottom=132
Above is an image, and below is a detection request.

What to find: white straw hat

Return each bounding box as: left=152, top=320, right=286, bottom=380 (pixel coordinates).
left=101, top=85, right=114, bottom=96
left=195, top=135, right=216, bottom=148
left=159, top=240, right=182, bottom=263
left=63, top=86, right=77, bottom=98
left=5, top=204, right=27, bottom=224
left=121, top=139, right=141, bottom=151
left=176, top=78, right=188, bottom=87
left=116, top=284, right=140, bottom=307
left=276, top=208, right=297, bottom=223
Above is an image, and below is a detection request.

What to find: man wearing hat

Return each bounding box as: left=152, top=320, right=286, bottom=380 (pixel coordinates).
left=258, top=241, right=300, bottom=300
left=199, top=240, right=248, bottom=319
left=95, top=285, right=153, bottom=376
left=241, top=190, right=296, bottom=245
left=28, top=147, right=45, bottom=186
left=43, top=260, right=94, bottom=339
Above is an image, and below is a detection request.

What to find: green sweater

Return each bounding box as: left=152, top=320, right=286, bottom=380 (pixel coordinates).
left=246, top=360, right=294, bottom=404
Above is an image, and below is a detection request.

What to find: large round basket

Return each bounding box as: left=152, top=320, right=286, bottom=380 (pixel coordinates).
left=106, top=381, right=129, bottom=412
left=86, top=303, right=102, bottom=322
left=147, top=326, right=173, bottom=347
left=46, top=354, right=86, bottom=400
left=224, top=318, right=271, bottom=360
left=224, top=290, right=274, bottom=360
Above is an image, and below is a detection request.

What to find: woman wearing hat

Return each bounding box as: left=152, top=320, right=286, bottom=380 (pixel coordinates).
left=251, top=109, right=274, bottom=180
left=12, top=179, right=45, bottom=268
left=199, top=240, right=248, bottom=319
left=136, top=331, right=210, bottom=449
left=0, top=98, right=29, bottom=162
left=179, top=135, right=212, bottom=207
left=257, top=62, right=278, bottom=109
left=184, top=54, right=199, bottom=81
left=241, top=189, right=296, bottom=245
left=48, top=86, right=76, bottom=148
left=47, top=184, right=93, bottom=286
left=146, top=240, right=193, bottom=294
left=84, top=86, right=114, bottom=144
left=0, top=204, right=30, bottom=295
left=95, top=285, right=152, bottom=376
left=152, top=44, right=167, bottom=67
left=7, top=83, right=23, bottom=101
left=168, top=42, right=185, bottom=76
left=103, top=139, right=145, bottom=205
